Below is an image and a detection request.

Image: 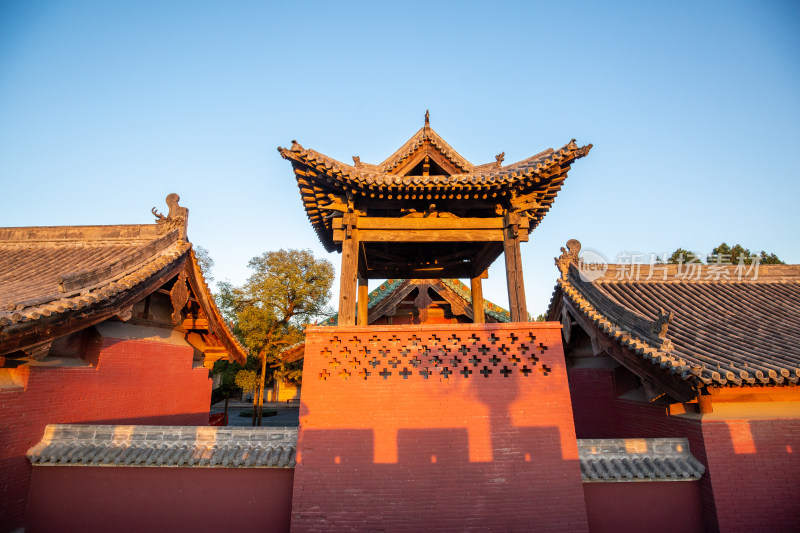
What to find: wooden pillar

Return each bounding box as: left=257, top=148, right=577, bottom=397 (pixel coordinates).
left=470, top=270, right=487, bottom=324
left=357, top=275, right=369, bottom=325
left=503, top=213, right=527, bottom=322
left=338, top=215, right=359, bottom=326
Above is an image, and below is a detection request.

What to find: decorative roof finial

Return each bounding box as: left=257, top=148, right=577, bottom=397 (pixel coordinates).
left=152, top=193, right=189, bottom=240
left=650, top=307, right=675, bottom=352
left=424, top=109, right=430, bottom=127
left=555, top=239, right=582, bottom=280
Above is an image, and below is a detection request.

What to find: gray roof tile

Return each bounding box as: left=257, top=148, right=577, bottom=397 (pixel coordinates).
left=577, top=438, right=705, bottom=482
left=27, top=424, right=297, bottom=468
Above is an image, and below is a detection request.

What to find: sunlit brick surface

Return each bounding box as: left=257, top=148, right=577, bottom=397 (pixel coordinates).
left=0, top=336, right=211, bottom=532
left=292, top=322, right=589, bottom=532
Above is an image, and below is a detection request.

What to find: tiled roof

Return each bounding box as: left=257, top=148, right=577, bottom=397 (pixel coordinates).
left=376, top=123, right=474, bottom=173
left=27, top=424, right=297, bottom=468
left=318, top=278, right=510, bottom=326
left=0, top=225, right=181, bottom=314
left=549, top=240, right=800, bottom=389
left=440, top=279, right=510, bottom=322
left=278, top=133, right=591, bottom=251
left=578, top=438, right=705, bottom=482
left=0, top=198, right=246, bottom=363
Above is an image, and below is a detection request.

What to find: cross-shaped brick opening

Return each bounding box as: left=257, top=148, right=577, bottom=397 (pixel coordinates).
left=440, top=367, right=452, bottom=378
left=399, top=367, right=412, bottom=379
left=358, top=368, right=371, bottom=380
left=460, top=367, right=472, bottom=378
left=319, top=369, right=331, bottom=380
left=500, top=366, right=513, bottom=378
left=479, top=366, right=492, bottom=377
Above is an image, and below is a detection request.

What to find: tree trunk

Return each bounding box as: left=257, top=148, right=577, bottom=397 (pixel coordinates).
left=251, top=379, right=259, bottom=427
left=256, top=353, right=268, bottom=426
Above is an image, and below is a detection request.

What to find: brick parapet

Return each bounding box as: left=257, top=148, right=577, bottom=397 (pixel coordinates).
left=292, top=322, right=589, bottom=531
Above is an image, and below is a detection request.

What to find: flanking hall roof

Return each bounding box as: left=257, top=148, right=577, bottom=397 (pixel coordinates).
left=278, top=113, right=592, bottom=252
left=0, top=196, right=246, bottom=364
left=548, top=240, right=800, bottom=396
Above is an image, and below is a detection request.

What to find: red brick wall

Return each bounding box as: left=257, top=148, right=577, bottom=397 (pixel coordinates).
left=568, top=366, right=800, bottom=533
left=583, top=481, right=704, bottom=533
left=702, top=419, right=800, bottom=533
left=292, top=323, right=589, bottom=531
left=0, top=333, right=211, bottom=532
left=25, top=466, right=293, bottom=533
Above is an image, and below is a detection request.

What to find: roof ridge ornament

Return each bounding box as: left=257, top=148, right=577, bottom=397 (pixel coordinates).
left=424, top=109, right=430, bottom=127
left=556, top=239, right=582, bottom=280
left=152, top=193, right=189, bottom=240
left=650, top=307, right=675, bottom=352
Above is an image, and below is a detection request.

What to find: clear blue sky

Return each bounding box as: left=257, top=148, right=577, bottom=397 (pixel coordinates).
left=1, top=1, right=798, bottom=315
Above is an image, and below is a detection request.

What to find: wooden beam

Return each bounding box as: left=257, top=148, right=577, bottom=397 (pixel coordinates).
left=364, top=265, right=474, bottom=280
left=356, top=217, right=505, bottom=230
left=337, top=217, right=359, bottom=327
left=336, top=228, right=504, bottom=243
left=471, top=243, right=503, bottom=277
left=357, top=276, right=368, bottom=326
left=181, top=318, right=209, bottom=331
left=471, top=273, right=485, bottom=324
left=503, top=213, right=527, bottom=322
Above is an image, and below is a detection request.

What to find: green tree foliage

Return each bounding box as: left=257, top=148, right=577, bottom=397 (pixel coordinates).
left=235, top=369, right=258, bottom=394
left=664, top=248, right=700, bottom=264
left=194, top=245, right=215, bottom=283
left=221, top=249, right=334, bottom=425
left=663, top=243, right=785, bottom=265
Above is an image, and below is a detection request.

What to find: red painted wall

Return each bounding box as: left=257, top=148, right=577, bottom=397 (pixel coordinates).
left=583, top=481, right=704, bottom=533
left=568, top=366, right=800, bottom=533
left=293, top=323, right=589, bottom=531
left=702, top=419, right=800, bottom=533
left=0, top=332, right=211, bottom=532
left=25, top=466, right=294, bottom=533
